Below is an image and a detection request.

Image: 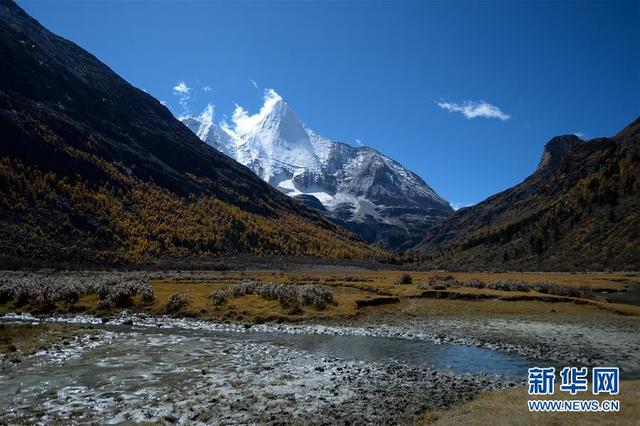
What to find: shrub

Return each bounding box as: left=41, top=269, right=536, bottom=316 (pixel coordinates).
left=297, top=285, right=334, bottom=310
left=136, top=279, right=155, bottom=304
left=254, top=283, right=283, bottom=300
left=108, top=282, right=136, bottom=307
left=430, top=278, right=460, bottom=288
left=139, top=286, right=155, bottom=304
left=228, top=281, right=257, bottom=297
left=166, top=293, right=188, bottom=313
left=224, top=282, right=334, bottom=311
left=530, top=281, right=581, bottom=298
left=13, top=282, right=30, bottom=306
left=61, top=286, right=80, bottom=306
left=464, top=279, right=486, bottom=289
left=95, top=282, right=111, bottom=301
left=0, top=272, right=155, bottom=309
left=210, top=290, right=227, bottom=306
left=487, top=279, right=531, bottom=292
left=256, top=283, right=298, bottom=308
left=0, top=282, right=12, bottom=303
left=396, top=274, right=413, bottom=285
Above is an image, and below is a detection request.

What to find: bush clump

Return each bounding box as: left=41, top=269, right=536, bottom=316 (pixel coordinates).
left=530, top=281, right=581, bottom=298
left=108, top=282, right=137, bottom=307
left=487, top=279, right=531, bottom=292
left=228, top=281, right=257, bottom=298
left=0, top=281, right=13, bottom=303
left=463, top=279, right=486, bottom=289
left=219, top=281, right=334, bottom=311
left=297, top=285, right=334, bottom=310
left=395, top=274, right=413, bottom=285
left=430, top=278, right=460, bottom=289
left=166, top=293, right=189, bottom=313
left=0, top=273, right=154, bottom=310
left=210, top=290, right=227, bottom=306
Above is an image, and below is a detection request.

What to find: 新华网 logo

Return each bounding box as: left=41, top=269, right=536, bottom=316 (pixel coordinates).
left=527, top=366, right=620, bottom=412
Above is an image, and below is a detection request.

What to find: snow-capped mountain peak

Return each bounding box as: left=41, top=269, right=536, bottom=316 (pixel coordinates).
left=180, top=89, right=452, bottom=250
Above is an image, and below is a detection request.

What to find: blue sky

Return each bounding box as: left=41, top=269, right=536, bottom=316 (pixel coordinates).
left=17, top=0, right=639, bottom=208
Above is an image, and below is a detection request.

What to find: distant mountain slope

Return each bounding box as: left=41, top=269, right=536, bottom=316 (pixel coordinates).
left=0, top=0, right=389, bottom=266
left=180, top=90, right=453, bottom=251
left=418, top=118, right=640, bottom=271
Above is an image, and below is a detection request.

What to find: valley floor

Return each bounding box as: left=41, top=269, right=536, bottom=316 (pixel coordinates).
left=1, top=269, right=639, bottom=424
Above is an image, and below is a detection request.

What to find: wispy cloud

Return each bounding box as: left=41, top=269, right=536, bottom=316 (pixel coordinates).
left=202, top=85, right=212, bottom=93
left=437, top=100, right=510, bottom=121
left=249, top=79, right=259, bottom=89
left=573, top=131, right=586, bottom=139
left=173, top=81, right=191, bottom=112
left=173, top=81, right=190, bottom=95
left=355, top=138, right=363, bottom=147
left=451, top=201, right=473, bottom=210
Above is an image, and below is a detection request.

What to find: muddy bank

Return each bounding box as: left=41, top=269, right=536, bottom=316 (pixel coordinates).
left=0, top=322, right=104, bottom=364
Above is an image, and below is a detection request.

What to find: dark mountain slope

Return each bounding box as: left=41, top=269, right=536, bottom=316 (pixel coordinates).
left=418, top=118, right=640, bottom=271
left=0, top=0, right=389, bottom=266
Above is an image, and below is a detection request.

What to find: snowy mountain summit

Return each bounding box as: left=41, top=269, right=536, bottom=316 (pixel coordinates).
left=180, top=89, right=452, bottom=250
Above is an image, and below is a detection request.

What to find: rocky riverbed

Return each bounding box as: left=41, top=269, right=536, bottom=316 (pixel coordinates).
left=1, top=310, right=638, bottom=424
left=0, top=315, right=519, bottom=425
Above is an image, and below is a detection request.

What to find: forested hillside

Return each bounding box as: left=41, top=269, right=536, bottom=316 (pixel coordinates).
left=418, top=118, right=640, bottom=271
left=0, top=0, right=389, bottom=267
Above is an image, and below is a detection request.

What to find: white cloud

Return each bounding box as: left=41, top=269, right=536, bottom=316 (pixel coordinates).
left=249, top=79, right=259, bottom=89
left=172, top=81, right=191, bottom=112
left=355, top=138, right=363, bottom=146
left=173, top=81, right=190, bottom=95
left=437, top=100, right=510, bottom=121
left=573, top=131, right=586, bottom=139
left=159, top=100, right=167, bottom=106
left=451, top=201, right=473, bottom=210
left=223, top=88, right=282, bottom=136
left=203, top=85, right=212, bottom=93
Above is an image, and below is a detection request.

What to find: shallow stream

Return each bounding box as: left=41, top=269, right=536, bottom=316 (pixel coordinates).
left=0, top=316, right=552, bottom=423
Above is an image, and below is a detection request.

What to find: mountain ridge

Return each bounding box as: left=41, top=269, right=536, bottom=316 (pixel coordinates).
left=180, top=89, right=453, bottom=251
left=417, top=117, right=640, bottom=271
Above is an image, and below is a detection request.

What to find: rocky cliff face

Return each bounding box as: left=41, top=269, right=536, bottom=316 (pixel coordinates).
left=536, top=134, right=583, bottom=173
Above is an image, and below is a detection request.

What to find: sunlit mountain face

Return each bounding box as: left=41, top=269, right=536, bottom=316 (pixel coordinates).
left=181, top=89, right=453, bottom=251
